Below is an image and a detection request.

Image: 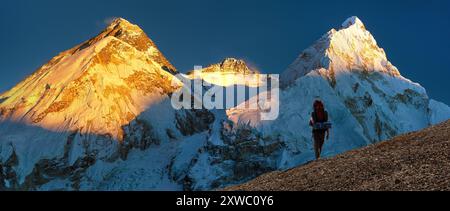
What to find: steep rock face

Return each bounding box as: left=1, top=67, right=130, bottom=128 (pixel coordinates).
left=169, top=107, right=285, bottom=191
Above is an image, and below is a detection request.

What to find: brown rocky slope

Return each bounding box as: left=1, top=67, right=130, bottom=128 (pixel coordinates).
left=225, top=120, right=450, bottom=191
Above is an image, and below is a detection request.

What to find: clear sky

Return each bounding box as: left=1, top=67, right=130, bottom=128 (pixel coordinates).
left=1, top=0, right=449, bottom=104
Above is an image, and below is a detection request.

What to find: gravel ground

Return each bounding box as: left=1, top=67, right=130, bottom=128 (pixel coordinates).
left=225, top=120, right=450, bottom=191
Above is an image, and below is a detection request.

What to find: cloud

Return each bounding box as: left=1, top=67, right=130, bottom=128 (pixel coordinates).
left=103, top=17, right=118, bottom=26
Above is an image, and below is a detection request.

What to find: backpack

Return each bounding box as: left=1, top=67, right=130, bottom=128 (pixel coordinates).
left=313, top=110, right=328, bottom=123
left=311, top=100, right=331, bottom=130
left=312, top=101, right=328, bottom=123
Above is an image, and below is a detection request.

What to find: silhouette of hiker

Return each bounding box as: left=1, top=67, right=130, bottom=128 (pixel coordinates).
left=309, top=100, right=331, bottom=160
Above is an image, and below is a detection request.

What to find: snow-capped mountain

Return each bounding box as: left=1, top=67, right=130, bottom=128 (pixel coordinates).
left=186, top=58, right=261, bottom=88
left=194, top=58, right=257, bottom=74
left=281, top=16, right=400, bottom=87
left=283, top=16, right=450, bottom=137
left=0, top=18, right=186, bottom=190
left=0, top=18, right=177, bottom=140
left=1, top=17, right=449, bottom=191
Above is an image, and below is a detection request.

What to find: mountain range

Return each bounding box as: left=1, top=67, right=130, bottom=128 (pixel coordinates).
left=0, top=16, right=449, bottom=190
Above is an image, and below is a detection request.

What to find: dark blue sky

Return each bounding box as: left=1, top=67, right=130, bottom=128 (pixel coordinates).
left=1, top=0, right=449, bottom=104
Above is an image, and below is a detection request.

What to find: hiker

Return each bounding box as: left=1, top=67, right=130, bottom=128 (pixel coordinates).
left=309, top=100, right=331, bottom=160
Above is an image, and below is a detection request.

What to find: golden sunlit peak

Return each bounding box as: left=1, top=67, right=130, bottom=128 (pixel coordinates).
left=108, top=17, right=133, bottom=27
left=215, top=58, right=258, bottom=74
left=0, top=16, right=179, bottom=140
left=221, top=57, right=246, bottom=67
left=105, top=17, right=143, bottom=34
left=220, top=58, right=246, bottom=65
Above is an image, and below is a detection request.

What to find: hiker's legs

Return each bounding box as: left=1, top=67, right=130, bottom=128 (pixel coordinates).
left=314, top=137, right=320, bottom=159
left=318, top=133, right=325, bottom=153
left=313, top=131, right=326, bottom=159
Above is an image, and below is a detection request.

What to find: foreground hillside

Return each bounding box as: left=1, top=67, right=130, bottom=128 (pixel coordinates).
left=226, top=120, right=450, bottom=191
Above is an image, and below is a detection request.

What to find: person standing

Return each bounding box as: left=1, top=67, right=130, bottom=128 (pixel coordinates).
left=309, top=100, right=330, bottom=160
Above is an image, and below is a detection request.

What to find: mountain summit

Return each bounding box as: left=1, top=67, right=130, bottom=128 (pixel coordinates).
left=341, top=16, right=365, bottom=29
left=190, top=58, right=258, bottom=74
left=187, top=58, right=260, bottom=87
left=0, top=18, right=177, bottom=139
left=214, top=58, right=257, bottom=74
